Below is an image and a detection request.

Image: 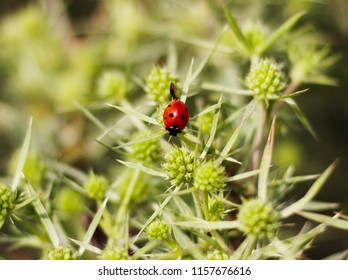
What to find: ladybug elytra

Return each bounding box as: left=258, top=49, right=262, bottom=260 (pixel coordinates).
left=163, top=82, right=189, bottom=136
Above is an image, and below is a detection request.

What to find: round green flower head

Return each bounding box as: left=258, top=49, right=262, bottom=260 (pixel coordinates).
left=99, top=246, right=131, bottom=260
left=208, top=196, right=225, bottom=221
left=145, top=66, right=177, bottom=103
left=9, top=150, right=45, bottom=187
left=194, top=161, right=226, bottom=192
left=245, top=58, right=286, bottom=98
left=97, top=70, right=127, bottom=101
left=237, top=199, right=280, bottom=239
left=47, top=245, right=79, bottom=260
left=146, top=220, right=169, bottom=241
left=0, top=182, right=15, bottom=223
left=207, top=249, right=229, bottom=260
left=84, top=173, right=108, bottom=201
left=55, top=188, right=84, bottom=218
left=162, top=146, right=195, bottom=187
left=198, top=112, right=214, bottom=134
left=130, top=131, right=160, bottom=164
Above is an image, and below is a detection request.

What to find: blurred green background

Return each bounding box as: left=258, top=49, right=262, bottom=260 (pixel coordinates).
left=0, top=0, right=347, bottom=258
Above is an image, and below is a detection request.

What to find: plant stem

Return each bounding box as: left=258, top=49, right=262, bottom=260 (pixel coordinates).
left=251, top=101, right=266, bottom=171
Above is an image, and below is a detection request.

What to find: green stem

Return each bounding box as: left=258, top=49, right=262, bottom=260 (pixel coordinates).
left=251, top=101, right=266, bottom=171
left=115, top=169, right=140, bottom=232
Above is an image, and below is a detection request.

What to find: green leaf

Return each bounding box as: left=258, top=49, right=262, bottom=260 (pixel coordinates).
left=132, top=185, right=181, bottom=244
left=74, top=100, right=107, bottom=131
left=200, top=94, right=223, bottom=160
left=268, top=174, right=319, bottom=187
left=12, top=118, right=32, bottom=191
left=13, top=194, right=40, bottom=211
left=284, top=97, right=318, bottom=141
left=172, top=225, right=205, bottom=259
left=116, top=159, right=166, bottom=178
left=115, top=130, right=166, bottom=149
left=257, top=11, right=305, bottom=55
left=70, top=238, right=102, bottom=255
left=226, top=169, right=260, bottom=182
left=217, top=125, right=241, bottom=164
left=258, top=117, right=275, bottom=202
left=297, top=211, right=348, bottom=231
left=191, top=101, right=224, bottom=120
left=231, top=235, right=257, bottom=260
left=224, top=6, right=251, bottom=53
left=181, top=58, right=194, bottom=104
left=218, top=98, right=257, bottom=164
left=191, top=26, right=227, bottom=83
left=107, top=103, right=160, bottom=126
left=115, top=169, right=140, bottom=228
left=79, top=198, right=108, bottom=256
left=269, top=88, right=309, bottom=100
left=302, top=201, right=339, bottom=212
left=25, top=181, right=60, bottom=247
left=174, top=220, right=240, bottom=230
left=132, top=240, right=161, bottom=260
left=281, top=160, right=337, bottom=218
left=201, top=82, right=254, bottom=96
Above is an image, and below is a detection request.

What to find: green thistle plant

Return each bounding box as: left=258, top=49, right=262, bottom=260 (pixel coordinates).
left=194, top=161, right=226, bottom=192
left=0, top=1, right=347, bottom=262
left=162, top=146, right=195, bottom=187
left=130, top=131, right=160, bottom=164
left=207, top=196, right=225, bottom=221
left=245, top=58, right=287, bottom=99
left=84, top=173, right=109, bottom=201
left=55, top=188, right=84, bottom=218
left=47, top=245, right=79, bottom=260
left=99, top=246, right=131, bottom=260
left=237, top=199, right=280, bottom=240
left=0, top=182, right=15, bottom=225
left=207, top=249, right=230, bottom=260
left=145, top=66, right=177, bottom=103
left=146, top=219, right=169, bottom=241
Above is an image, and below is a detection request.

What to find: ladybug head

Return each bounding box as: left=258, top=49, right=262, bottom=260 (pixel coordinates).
left=165, top=125, right=182, bottom=136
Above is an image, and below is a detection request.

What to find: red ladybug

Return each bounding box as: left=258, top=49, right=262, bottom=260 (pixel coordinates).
left=163, top=82, right=189, bottom=136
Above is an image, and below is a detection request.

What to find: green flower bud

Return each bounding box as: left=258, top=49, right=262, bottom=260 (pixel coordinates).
left=84, top=173, right=108, bottom=201
left=130, top=131, right=160, bottom=164
left=162, top=146, right=195, bottom=187
left=208, top=196, right=225, bottom=221
left=198, top=112, right=214, bottom=134
left=207, top=249, right=229, bottom=260
left=0, top=182, right=15, bottom=223
left=99, top=246, right=131, bottom=260
left=97, top=70, right=127, bottom=101
left=9, top=150, right=45, bottom=187
left=47, top=245, right=79, bottom=260
left=245, top=58, right=286, bottom=98
left=146, top=220, right=169, bottom=241
left=55, top=188, right=84, bottom=218
left=237, top=199, right=280, bottom=239
left=194, top=161, right=226, bottom=192
left=145, top=66, right=177, bottom=103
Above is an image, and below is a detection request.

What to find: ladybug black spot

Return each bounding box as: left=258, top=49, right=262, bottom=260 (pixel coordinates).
left=180, top=115, right=185, bottom=120
left=169, top=113, right=174, bottom=118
